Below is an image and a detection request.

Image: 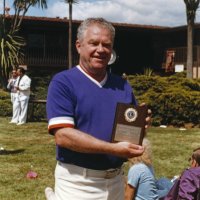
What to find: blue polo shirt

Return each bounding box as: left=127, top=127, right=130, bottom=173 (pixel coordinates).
left=47, top=66, right=137, bottom=170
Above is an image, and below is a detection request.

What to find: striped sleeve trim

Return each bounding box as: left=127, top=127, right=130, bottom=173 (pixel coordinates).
left=48, top=116, right=75, bottom=133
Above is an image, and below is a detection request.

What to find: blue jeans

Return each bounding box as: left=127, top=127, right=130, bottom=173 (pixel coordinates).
left=156, top=177, right=174, bottom=198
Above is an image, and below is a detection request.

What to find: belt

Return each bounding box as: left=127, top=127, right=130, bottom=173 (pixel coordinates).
left=58, top=162, right=123, bottom=179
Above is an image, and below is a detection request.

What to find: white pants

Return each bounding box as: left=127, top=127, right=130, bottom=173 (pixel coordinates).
left=52, top=162, right=125, bottom=200
left=11, top=96, right=29, bottom=123
left=10, top=92, right=17, bottom=104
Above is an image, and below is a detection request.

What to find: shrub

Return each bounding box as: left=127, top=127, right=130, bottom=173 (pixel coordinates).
left=0, top=89, right=10, bottom=100
left=27, top=102, right=46, bottom=122
left=129, top=73, right=200, bottom=127
left=27, top=75, right=51, bottom=121
left=1, top=71, right=200, bottom=127
left=128, top=75, right=165, bottom=96
left=0, top=99, right=12, bottom=116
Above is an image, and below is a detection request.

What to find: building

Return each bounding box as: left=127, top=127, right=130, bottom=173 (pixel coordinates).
left=18, top=16, right=200, bottom=77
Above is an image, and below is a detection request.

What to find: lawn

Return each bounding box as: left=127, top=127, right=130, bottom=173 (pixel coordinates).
left=0, top=117, right=200, bottom=200
left=0, top=117, right=55, bottom=200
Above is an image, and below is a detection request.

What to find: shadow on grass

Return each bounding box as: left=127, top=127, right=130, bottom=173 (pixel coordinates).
left=0, top=149, right=25, bottom=155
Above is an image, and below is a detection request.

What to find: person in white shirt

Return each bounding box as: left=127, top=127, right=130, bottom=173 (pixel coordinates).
left=10, top=67, right=31, bottom=125
left=7, top=69, right=18, bottom=104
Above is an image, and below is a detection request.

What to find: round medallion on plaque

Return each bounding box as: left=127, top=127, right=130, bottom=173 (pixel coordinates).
left=124, top=108, right=138, bottom=122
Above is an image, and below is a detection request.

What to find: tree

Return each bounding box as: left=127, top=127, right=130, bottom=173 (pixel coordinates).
left=0, top=0, right=47, bottom=88
left=64, top=0, right=78, bottom=69
left=184, top=0, right=200, bottom=79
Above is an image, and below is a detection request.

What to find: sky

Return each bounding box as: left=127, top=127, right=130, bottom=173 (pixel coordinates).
left=1, top=0, right=199, bottom=27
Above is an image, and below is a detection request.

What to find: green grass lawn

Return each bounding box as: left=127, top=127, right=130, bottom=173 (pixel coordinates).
left=0, top=117, right=55, bottom=200
left=0, top=117, right=200, bottom=200
left=147, top=127, right=200, bottom=178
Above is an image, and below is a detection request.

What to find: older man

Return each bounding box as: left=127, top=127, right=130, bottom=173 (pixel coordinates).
left=45, top=18, right=150, bottom=200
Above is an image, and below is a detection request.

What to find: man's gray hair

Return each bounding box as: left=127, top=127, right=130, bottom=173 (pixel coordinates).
left=77, top=18, right=115, bottom=45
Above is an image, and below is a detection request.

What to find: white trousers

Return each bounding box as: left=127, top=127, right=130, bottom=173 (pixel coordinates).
left=11, top=96, right=29, bottom=123
left=10, top=92, right=16, bottom=104
left=51, top=162, right=125, bottom=200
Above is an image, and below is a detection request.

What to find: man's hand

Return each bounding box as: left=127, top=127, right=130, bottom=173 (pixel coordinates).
left=113, top=142, right=144, bottom=158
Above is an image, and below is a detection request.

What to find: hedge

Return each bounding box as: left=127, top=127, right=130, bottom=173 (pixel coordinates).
left=128, top=72, right=200, bottom=127
left=1, top=71, right=200, bottom=127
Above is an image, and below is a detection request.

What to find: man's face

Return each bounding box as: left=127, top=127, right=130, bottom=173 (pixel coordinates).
left=12, top=70, right=17, bottom=78
left=17, top=69, right=22, bottom=77
left=189, top=155, right=199, bottom=167
left=76, top=24, right=113, bottom=74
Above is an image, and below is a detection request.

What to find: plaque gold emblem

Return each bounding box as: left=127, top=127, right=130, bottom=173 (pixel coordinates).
left=124, top=108, right=138, bottom=122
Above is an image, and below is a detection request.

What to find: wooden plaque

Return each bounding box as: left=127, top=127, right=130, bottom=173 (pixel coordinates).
left=112, top=103, right=148, bottom=145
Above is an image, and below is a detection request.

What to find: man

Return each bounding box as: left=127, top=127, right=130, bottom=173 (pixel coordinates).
left=7, top=69, right=18, bottom=104
left=178, top=147, right=200, bottom=199
left=164, top=148, right=200, bottom=200
left=10, top=67, right=31, bottom=125
left=46, top=18, right=149, bottom=200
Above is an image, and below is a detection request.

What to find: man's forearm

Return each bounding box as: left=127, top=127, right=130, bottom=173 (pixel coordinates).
left=54, top=127, right=144, bottom=158
left=55, top=127, right=114, bottom=154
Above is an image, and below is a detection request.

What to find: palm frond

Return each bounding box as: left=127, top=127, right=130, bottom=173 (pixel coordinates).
left=64, top=0, right=79, bottom=4
left=184, top=0, right=200, bottom=22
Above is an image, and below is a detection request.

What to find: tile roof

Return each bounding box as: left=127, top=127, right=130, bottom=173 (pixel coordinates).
left=19, top=15, right=169, bottom=30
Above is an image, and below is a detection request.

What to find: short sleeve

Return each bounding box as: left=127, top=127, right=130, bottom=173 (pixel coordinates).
left=127, top=165, right=140, bottom=188
left=46, top=76, right=76, bottom=134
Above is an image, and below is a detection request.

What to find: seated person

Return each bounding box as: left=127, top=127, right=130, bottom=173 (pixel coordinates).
left=164, top=147, right=200, bottom=200
left=125, top=138, right=173, bottom=200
